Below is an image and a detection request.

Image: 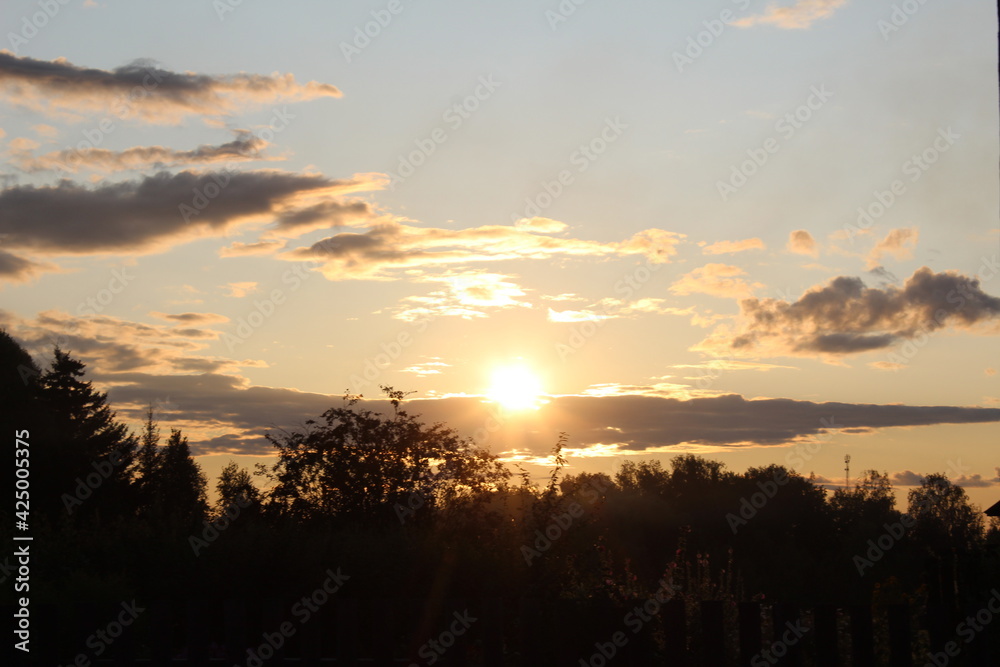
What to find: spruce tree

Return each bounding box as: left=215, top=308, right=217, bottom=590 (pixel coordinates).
left=37, top=348, right=136, bottom=521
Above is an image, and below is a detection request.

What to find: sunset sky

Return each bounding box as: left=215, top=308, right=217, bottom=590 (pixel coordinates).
left=1, top=0, right=998, bottom=507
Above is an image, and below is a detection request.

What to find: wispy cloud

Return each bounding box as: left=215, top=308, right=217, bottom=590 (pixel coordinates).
left=733, top=0, right=849, bottom=30
left=224, top=282, right=258, bottom=298
left=672, top=360, right=798, bottom=373
left=218, top=240, right=287, bottom=257
left=547, top=298, right=688, bottom=323
left=701, top=238, right=766, bottom=255
left=867, top=227, right=919, bottom=269
left=11, top=132, right=274, bottom=173
left=149, top=311, right=230, bottom=325
left=670, top=263, right=763, bottom=299
left=392, top=270, right=530, bottom=321
left=400, top=359, right=451, bottom=377
left=286, top=221, right=683, bottom=280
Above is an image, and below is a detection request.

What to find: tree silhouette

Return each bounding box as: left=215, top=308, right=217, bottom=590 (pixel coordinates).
left=156, top=429, right=209, bottom=530
left=908, top=473, right=986, bottom=608
left=830, top=469, right=897, bottom=528
left=36, top=347, right=136, bottom=521
left=0, top=328, right=41, bottom=410
left=216, top=460, right=260, bottom=512
left=134, top=405, right=162, bottom=517
left=262, top=386, right=509, bottom=523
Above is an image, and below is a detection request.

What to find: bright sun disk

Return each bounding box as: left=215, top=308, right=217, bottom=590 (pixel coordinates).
left=486, top=365, right=544, bottom=411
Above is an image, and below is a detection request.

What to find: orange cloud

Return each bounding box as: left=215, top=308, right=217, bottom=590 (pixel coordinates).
left=701, top=238, right=765, bottom=255
left=867, top=227, right=918, bottom=269
left=670, top=263, right=763, bottom=299
left=733, top=0, right=849, bottom=30
left=287, top=221, right=683, bottom=280
left=787, top=230, right=819, bottom=257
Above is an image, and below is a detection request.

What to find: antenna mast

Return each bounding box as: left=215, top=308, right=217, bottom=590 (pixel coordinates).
left=844, top=454, right=851, bottom=489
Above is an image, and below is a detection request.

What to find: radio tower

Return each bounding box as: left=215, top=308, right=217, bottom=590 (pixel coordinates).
left=844, top=454, right=851, bottom=490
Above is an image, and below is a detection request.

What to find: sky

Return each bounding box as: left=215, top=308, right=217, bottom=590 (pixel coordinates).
left=1, top=0, right=998, bottom=508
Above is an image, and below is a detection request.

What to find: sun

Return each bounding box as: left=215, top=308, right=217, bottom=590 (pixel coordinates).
left=486, top=364, right=544, bottom=411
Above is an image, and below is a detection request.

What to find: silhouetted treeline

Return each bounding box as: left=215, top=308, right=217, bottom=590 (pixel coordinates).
left=2, top=331, right=998, bottom=623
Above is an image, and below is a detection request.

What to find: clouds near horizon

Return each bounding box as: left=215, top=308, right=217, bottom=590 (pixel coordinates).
left=96, top=376, right=1000, bottom=457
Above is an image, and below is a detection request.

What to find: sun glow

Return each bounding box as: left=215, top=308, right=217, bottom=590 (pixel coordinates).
left=486, top=365, right=544, bottom=411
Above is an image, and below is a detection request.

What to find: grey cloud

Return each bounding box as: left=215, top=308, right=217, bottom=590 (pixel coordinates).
left=0, top=53, right=341, bottom=123
left=0, top=170, right=378, bottom=255
left=699, top=267, right=1000, bottom=357
left=0, top=249, right=55, bottom=281
left=13, top=133, right=273, bottom=173
left=102, top=376, right=1000, bottom=457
